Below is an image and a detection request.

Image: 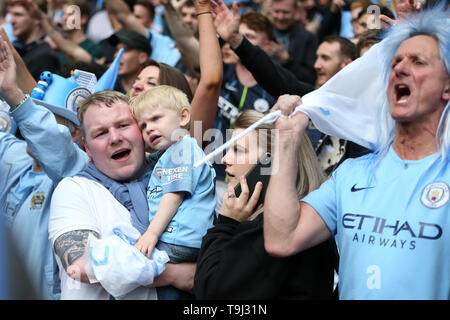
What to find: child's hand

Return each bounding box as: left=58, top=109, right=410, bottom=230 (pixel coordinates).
left=134, top=232, right=158, bottom=259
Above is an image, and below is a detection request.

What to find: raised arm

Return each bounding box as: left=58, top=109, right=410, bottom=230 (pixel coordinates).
left=0, top=36, right=25, bottom=107
left=235, top=37, right=315, bottom=97
left=0, top=35, right=88, bottom=182
left=105, top=0, right=147, bottom=36
left=25, top=0, right=96, bottom=64
left=0, top=27, right=36, bottom=95
left=263, top=95, right=331, bottom=257
left=189, top=0, right=222, bottom=140
left=212, top=0, right=314, bottom=98
left=39, top=13, right=94, bottom=64
left=162, top=0, right=200, bottom=78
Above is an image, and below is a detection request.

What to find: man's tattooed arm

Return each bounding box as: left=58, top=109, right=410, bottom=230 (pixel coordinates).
left=54, top=230, right=100, bottom=281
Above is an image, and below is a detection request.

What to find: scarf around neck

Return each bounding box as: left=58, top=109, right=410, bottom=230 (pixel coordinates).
left=76, top=161, right=153, bottom=235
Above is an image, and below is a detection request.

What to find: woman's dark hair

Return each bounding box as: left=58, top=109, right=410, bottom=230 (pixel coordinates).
left=144, top=60, right=194, bottom=103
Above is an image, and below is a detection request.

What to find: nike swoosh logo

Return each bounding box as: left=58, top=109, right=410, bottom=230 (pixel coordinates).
left=351, top=184, right=375, bottom=192
left=225, top=83, right=238, bottom=92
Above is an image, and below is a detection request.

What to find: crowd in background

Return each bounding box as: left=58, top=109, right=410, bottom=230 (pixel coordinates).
left=0, top=0, right=448, bottom=301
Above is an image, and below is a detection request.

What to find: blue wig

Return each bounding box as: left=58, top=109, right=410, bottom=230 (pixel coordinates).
left=374, top=3, right=450, bottom=163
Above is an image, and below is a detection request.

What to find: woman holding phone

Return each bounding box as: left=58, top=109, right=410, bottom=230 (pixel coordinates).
left=194, top=110, right=337, bottom=299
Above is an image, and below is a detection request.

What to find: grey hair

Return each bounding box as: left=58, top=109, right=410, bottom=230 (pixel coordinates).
left=374, top=4, right=450, bottom=164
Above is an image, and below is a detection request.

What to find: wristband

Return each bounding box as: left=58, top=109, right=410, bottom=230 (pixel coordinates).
left=196, top=11, right=211, bottom=17
left=10, top=93, right=30, bottom=111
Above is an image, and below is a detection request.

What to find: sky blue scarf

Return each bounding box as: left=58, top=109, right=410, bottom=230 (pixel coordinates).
left=77, top=161, right=153, bottom=235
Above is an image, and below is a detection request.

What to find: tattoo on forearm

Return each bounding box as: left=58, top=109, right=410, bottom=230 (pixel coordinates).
left=54, top=230, right=100, bottom=270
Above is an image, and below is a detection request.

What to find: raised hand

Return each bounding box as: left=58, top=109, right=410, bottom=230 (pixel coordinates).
left=211, top=0, right=241, bottom=46
left=0, top=35, right=15, bottom=87
left=170, top=0, right=188, bottom=10
left=0, top=32, right=23, bottom=107
left=380, top=0, right=424, bottom=26
left=271, top=94, right=310, bottom=147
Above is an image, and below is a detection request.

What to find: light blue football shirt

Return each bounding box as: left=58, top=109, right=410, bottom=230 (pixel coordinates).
left=1, top=97, right=88, bottom=299
left=147, top=135, right=216, bottom=248
left=303, top=146, right=450, bottom=300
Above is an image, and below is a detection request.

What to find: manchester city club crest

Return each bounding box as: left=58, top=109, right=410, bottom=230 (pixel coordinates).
left=253, top=98, right=270, bottom=113
left=421, top=182, right=449, bottom=209
left=65, top=87, right=92, bottom=113
left=30, top=192, right=46, bottom=210
left=155, top=168, right=162, bottom=181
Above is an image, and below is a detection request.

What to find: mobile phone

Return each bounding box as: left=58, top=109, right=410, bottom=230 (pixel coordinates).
left=234, top=152, right=272, bottom=208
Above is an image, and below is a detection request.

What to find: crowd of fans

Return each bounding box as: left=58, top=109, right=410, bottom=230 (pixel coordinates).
left=0, top=0, right=448, bottom=301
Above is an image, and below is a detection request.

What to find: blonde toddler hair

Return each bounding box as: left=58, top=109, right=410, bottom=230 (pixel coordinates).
left=129, top=85, right=192, bottom=130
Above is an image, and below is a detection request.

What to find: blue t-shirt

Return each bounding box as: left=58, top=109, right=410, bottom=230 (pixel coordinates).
left=303, top=146, right=450, bottom=299
left=147, top=135, right=216, bottom=248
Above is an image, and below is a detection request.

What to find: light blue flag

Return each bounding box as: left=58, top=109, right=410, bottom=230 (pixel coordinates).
left=95, top=48, right=124, bottom=93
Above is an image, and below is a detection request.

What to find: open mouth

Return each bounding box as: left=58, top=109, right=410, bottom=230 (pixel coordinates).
left=111, top=149, right=131, bottom=160
left=150, top=135, right=162, bottom=145
left=395, top=84, right=411, bottom=103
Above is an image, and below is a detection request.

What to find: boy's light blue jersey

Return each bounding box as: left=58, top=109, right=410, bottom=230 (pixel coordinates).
left=147, top=135, right=216, bottom=248
left=303, top=146, right=449, bottom=300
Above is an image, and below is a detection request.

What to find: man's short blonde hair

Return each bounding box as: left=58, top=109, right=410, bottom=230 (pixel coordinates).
left=129, top=85, right=192, bottom=130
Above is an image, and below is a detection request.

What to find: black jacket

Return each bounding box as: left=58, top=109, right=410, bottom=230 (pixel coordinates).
left=233, top=37, right=315, bottom=99
left=278, top=23, right=318, bottom=85
left=194, top=214, right=337, bottom=300
left=14, top=37, right=60, bottom=81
